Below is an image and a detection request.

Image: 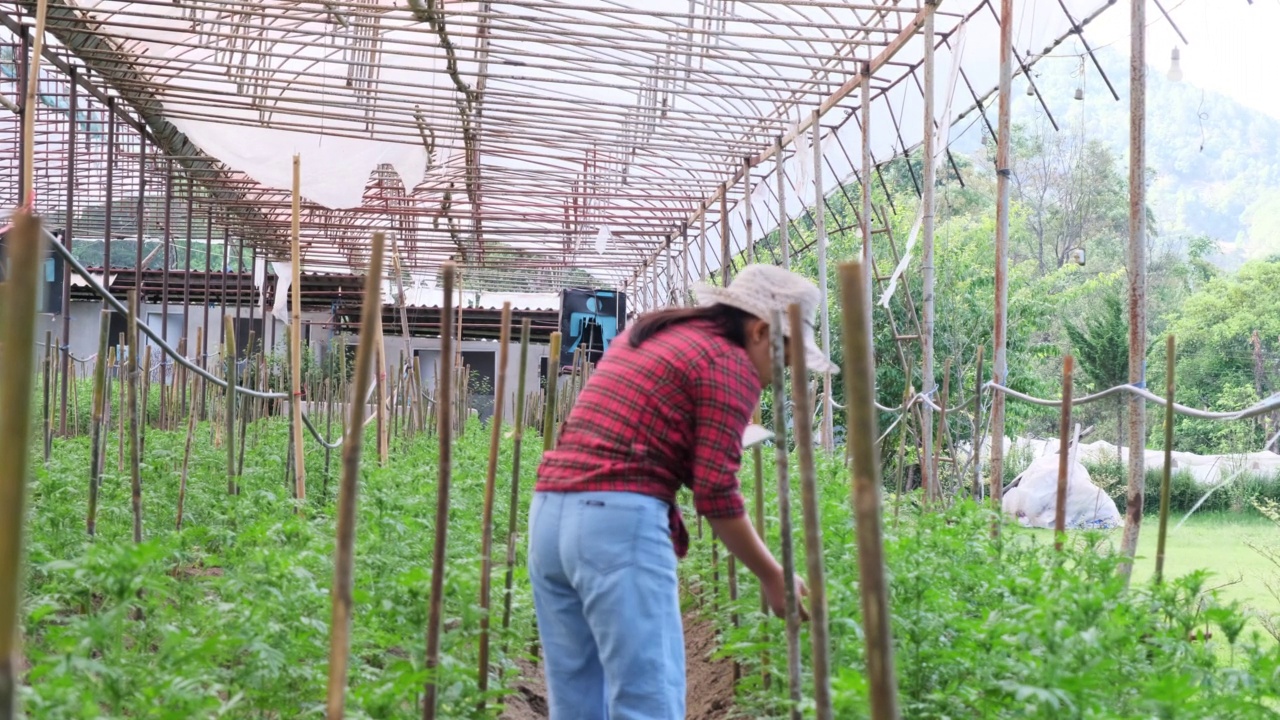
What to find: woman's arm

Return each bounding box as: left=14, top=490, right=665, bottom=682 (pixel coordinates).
left=707, top=514, right=808, bottom=621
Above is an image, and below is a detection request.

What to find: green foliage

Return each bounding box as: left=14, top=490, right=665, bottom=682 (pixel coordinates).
left=21, top=420, right=543, bottom=718
left=692, top=453, right=1280, bottom=719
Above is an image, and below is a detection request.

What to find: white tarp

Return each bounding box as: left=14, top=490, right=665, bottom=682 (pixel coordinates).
left=1002, top=452, right=1122, bottom=530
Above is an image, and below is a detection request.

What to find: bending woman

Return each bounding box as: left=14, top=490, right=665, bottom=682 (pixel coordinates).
left=530, top=264, right=835, bottom=719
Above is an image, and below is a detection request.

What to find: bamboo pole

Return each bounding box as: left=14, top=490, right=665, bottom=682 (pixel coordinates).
left=225, top=315, right=238, bottom=495
left=194, top=326, right=205, bottom=425
left=542, top=333, right=562, bottom=452
left=176, top=388, right=197, bottom=532
left=934, top=359, right=951, bottom=503
left=87, top=311, right=111, bottom=537
left=423, top=262, right=456, bottom=720
left=290, top=156, right=307, bottom=504
left=238, top=333, right=256, bottom=479
left=1054, top=356, right=1075, bottom=551
left=971, top=345, right=985, bottom=500
left=788, top=302, right=833, bottom=720
left=118, top=332, right=126, bottom=472
left=127, top=292, right=144, bottom=546
left=753, top=401, right=769, bottom=689
left=325, top=232, right=385, bottom=720
left=1155, top=335, right=1175, bottom=584
left=140, top=345, right=152, bottom=461
left=0, top=209, right=43, bottom=720
left=838, top=263, right=900, bottom=720
left=770, top=312, right=802, bottom=720
left=501, top=319, right=532, bottom=642
left=990, top=0, right=1014, bottom=509
left=376, top=315, right=389, bottom=466
left=43, top=331, right=53, bottom=464
left=477, top=303, right=512, bottom=712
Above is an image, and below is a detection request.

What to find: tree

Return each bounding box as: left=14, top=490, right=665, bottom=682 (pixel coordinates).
left=1066, top=292, right=1130, bottom=459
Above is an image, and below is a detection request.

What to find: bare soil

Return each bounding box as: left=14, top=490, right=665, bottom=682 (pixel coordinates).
left=499, top=612, right=736, bottom=719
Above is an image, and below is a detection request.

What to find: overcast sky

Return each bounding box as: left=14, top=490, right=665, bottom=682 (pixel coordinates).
left=1089, top=0, right=1280, bottom=120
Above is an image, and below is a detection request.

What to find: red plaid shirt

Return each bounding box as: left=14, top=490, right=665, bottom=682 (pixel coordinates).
left=536, top=319, right=760, bottom=558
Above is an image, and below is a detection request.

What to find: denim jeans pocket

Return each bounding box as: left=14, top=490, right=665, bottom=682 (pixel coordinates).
left=576, top=497, right=644, bottom=575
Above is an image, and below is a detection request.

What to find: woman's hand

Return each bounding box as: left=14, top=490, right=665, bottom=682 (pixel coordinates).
left=761, top=566, right=810, bottom=622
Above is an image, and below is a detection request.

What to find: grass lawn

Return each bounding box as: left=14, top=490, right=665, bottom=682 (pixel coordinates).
left=1128, top=513, right=1278, bottom=613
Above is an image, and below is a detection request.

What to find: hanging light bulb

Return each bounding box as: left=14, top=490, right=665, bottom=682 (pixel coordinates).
left=1073, top=87, right=1084, bottom=101
left=1168, top=47, right=1183, bottom=82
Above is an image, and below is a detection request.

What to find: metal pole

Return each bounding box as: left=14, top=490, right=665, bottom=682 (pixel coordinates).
left=58, top=67, right=78, bottom=437
left=989, top=0, right=1014, bottom=506
left=776, top=136, right=790, bottom=269
left=813, top=114, right=833, bottom=452
left=921, top=3, right=937, bottom=502
left=1119, top=0, right=1148, bottom=582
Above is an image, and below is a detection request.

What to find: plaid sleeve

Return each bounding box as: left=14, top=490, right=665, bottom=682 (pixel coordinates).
left=690, top=353, right=758, bottom=519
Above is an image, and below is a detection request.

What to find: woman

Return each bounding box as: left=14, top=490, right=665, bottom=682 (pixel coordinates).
left=530, top=264, right=835, bottom=719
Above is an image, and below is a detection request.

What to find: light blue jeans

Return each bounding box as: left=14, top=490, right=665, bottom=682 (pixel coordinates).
left=528, top=491, right=686, bottom=720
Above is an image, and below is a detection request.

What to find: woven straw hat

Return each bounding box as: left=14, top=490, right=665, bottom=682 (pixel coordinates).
left=693, top=264, right=838, bottom=375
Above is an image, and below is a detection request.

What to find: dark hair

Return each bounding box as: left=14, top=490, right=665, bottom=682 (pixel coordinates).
left=628, top=303, right=756, bottom=349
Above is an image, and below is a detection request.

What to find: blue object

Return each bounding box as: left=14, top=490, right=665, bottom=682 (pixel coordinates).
left=528, top=491, right=685, bottom=720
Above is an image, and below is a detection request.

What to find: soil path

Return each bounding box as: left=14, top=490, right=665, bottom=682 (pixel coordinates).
left=500, top=612, right=735, bottom=719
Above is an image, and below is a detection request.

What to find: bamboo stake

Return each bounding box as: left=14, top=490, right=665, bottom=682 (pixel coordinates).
left=934, top=359, right=951, bottom=503
left=225, top=315, right=238, bottom=495
left=100, top=348, right=114, bottom=483
left=477, top=303, right=512, bottom=712
left=127, top=292, right=144, bottom=546
left=376, top=315, right=389, bottom=465
left=87, top=311, right=110, bottom=537
left=43, top=331, right=53, bottom=464
left=838, top=263, right=900, bottom=720
left=0, top=210, right=43, bottom=720
left=20, top=1, right=48, bottom=209
left=71, top=363, right=80, bottom=437
left=788, top=303, right=833, bottom=720
left=323, top=378, right=334, bottom=501
left=423, top=262, right=456, bottom=720
left=1155, top=336, right=1176, bottom=584
left=238, top=333, right=256, bottom=479
left=542, top=333, right=562, bottom=451
left=1054, top=356, right=1075, bottom=551
left=140, top=345, right=152, bottom=461
left=753, top=401, right=769, bottom=690
left=289, top=156, right=308, bottom=504
left=501, top=319, right=532, bottom=643
left=971, top=345, right=986, bottom=500
left=325, top=232, right=385, bottom=720
left=176, top=388, right=197, bottom=532
left=118, top=332, right=126, bottom=472
left=769, top=312, right=802, bottom=720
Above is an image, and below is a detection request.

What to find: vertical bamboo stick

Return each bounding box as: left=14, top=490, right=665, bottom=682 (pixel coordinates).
left=971, top=345, right=986, bottom=500
left=290, top=156, right=307, bottom=502
left=1155, top=336, right=1176, bottom=584
left=423, top=262, right=456, bottom=720
left=838, top=263, right=900, bottom=720
left=325, top=232, right=385, bottom=720
left=176, top=389, right=197, bottom=532
left=127, top=292, right=144, bottom=545
left=194, top=326, right=205, bottom=424
left=542, top=333, right=562, bottom=451
left=0, top=210, right=43, bottom=720
left=770, top=312, right=802, bottom=720
left=238, top=333, right=256, bottom=478
left=788, top=303, right=833, bottom=720
left=224, top=315, right=238, bottom=495
left=87, top=311, right=111, bottom=536
left=934, top=359, right=951, bottom=503
left=477, top=303, right=512, bottom=711
left=118, top=332, right=126, bottom=472
left=376, top=315, right=389, bottom=465
left=43, top=331, right=54, bottom=463
left=501, top=319, right=532, bottom=640
left=140, top=345, right=152, bottom=461
left=1054, top=356, right=1075, bottom=551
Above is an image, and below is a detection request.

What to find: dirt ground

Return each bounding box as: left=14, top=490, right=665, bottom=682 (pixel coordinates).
left=499, top=612, right=736, bottom=719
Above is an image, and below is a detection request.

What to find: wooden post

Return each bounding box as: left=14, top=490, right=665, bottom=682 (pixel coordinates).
left=789, top=304, right=833, bottom=720
left=87, top=310, right=111, bottom=536
left=477, top=303, right=512, bottom=711
left=1119, top=0, right=1149, bottom=583
left=770, top=312, right=802, bottom=720
left=224, top=315, right=238, bottom=495
left=1155, top=336, right=1175, bottom=584
left=1054, top=356, right=1075, bottom=551
left=423, top=262, right=456, bottom=720
left=502, top=319, right=532, bottom=641
left=542, top=333, right=562, bottom=452
left=290, top=155, right=307, bottom=504
left=838, top=263, right=900, bottom=720
left=127, top=292, right=144, bottom=545
left=990, top=0, right=1014, bottom=508
left=325, top=232, right=385, bottom=720
left=0, top=210, right=43, bottom=720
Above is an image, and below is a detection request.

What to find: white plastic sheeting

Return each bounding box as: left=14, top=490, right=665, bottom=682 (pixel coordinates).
left=1002, top=452, right=1122, bottom=530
